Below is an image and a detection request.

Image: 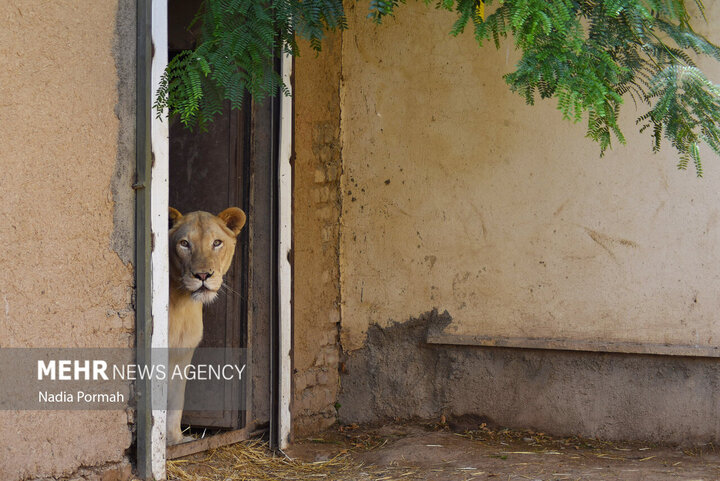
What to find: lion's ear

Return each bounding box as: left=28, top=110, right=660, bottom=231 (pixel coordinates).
left=169, top=207, right=183, bottom=229
left=218, top=207, right=246, bottom=236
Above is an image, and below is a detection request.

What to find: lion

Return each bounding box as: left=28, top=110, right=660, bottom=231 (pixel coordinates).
left=167, top=206, right=246, bottom=445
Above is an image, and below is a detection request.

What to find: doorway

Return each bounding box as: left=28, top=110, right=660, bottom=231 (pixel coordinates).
left=166, top=0, right=276, bottom=458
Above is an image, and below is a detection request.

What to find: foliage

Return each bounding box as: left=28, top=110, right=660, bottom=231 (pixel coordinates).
left=154, top=0, right=345, bottom=128
left=154, top=0, right=720, bottom=175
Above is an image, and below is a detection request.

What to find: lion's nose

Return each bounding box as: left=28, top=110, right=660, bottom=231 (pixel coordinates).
left=193, top=271, right=213, bottom=281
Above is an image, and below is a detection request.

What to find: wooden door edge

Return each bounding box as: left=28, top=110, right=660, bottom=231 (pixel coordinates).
left=167, top=423, right=261, bottom=459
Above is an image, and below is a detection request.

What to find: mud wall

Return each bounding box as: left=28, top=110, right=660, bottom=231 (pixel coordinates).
left=339, top=311, right=720, bottom=443
left=0, top=1, right=136, bottom=479
left=339, top=1, right=720, bottom=353
left=292, top=35, right=344, bottom=436
left=335, top=0, right=720, bottom=442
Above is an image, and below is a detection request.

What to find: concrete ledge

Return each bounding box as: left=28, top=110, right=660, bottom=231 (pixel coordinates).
left=426, top=332, right=720, bottom=358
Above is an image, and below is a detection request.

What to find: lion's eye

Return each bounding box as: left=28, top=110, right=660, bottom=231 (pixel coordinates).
left=179, top=240, right=190, bottom=248
left=213, top=239, right=223, bottom=248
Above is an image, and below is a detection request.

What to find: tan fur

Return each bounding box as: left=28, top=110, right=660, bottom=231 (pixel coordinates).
left=167, top=207, right=246, bottom=445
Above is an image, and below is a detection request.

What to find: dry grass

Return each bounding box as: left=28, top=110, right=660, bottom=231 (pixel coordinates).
left=167, top=438, right=417, bottom=481
left=457, top=422, right=647, bottom=452
left=454, top=423, right=720, bottom=468
left=166, top=424, right=720, bottom=481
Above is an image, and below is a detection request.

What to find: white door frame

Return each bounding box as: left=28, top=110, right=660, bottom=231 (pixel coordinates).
left=277, top=51, right=293, bottom=450
left=149, top=0, right=169, bottom=478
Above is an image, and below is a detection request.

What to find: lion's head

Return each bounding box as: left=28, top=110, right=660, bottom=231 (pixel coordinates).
left=168, top=207, right=247, bottom=304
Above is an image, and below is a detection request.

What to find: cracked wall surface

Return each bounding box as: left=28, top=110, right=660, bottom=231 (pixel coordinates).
left=0, top=1, right=135, bottom=479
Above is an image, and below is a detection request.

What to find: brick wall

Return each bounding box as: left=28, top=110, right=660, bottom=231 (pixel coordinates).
left=292, top=34, right=343, bottom=436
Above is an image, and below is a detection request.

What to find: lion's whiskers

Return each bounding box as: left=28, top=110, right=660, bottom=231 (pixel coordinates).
left=219, top=282, right=246, bottom=301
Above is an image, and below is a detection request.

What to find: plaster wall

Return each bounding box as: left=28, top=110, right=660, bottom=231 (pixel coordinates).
left=339, top=1, right=720, bottom=353
left=0, top=0, right=136, bottom=479
left=292, top=35, right=344, bottom=436
left=336, top=0, right=720, bottom=441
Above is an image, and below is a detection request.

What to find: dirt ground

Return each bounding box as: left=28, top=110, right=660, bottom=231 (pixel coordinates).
left=168, top=421, right=720, bottom=481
